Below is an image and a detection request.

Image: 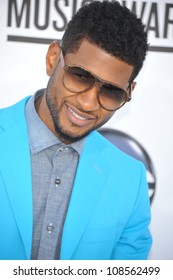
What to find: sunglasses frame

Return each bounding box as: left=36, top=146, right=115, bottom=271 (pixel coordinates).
left=60, top=51, right=132, bottom=111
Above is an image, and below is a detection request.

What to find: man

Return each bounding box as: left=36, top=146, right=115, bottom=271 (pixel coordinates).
left=0, top=1, right=152, bottom=260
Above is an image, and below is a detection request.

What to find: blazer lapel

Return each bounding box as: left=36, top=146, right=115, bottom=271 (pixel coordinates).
left=0, top=98, right=33, bottom=259
left=60, top=131, right=110, bottom=259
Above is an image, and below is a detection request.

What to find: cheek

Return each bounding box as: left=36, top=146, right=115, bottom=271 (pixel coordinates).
left=102, top=110, right=114, bottom=121
left=97, top=110, right=114, bottom=126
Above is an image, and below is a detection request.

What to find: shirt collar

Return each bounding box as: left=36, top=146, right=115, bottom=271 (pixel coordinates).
left=25, top=90, right=86, bottom=156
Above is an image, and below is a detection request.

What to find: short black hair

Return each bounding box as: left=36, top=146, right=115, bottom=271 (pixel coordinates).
left=61, top=0, right=148, bottom=82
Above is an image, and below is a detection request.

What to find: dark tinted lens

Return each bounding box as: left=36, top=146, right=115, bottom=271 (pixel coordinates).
left=63, top=66, right=95, bottom=92
left=99, top=83, right=126, bottom=110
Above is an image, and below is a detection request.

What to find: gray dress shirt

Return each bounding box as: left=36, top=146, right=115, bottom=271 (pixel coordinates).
left=25, top=90, right=85, bottom=259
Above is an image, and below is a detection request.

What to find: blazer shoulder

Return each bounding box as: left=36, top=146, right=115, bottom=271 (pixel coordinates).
left=91, top=130, right=144, bottom=169
left=0, top=97, right=30, bottom=131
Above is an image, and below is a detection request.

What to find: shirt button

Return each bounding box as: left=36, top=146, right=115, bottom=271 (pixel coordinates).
left=47, top=223, right=54, bottom=233
left=59, top=147, right=64, bottom=152
left=55, top=177, right=61, bottom=186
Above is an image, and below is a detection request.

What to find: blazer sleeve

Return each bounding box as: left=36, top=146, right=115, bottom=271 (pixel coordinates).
left=111, top=163, right=152, bottom=260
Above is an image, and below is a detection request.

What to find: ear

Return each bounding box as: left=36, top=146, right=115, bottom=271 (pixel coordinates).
left=46, top=41, right=61, bottom=76
left=131, top=81, right=137, bottom=91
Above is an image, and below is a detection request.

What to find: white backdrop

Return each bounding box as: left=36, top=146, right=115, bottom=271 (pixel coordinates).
left=0, top=0, right=172, bottom=259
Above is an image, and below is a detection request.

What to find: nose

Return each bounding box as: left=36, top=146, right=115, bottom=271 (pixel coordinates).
left=76, top=84, right=100, bottom=112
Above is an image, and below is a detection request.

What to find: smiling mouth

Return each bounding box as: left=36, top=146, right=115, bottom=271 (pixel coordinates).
left=68, top=106, right=92, bottom=120
left=65, top=104, right=96, bottom=127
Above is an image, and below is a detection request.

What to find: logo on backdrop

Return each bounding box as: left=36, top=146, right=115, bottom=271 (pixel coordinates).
left=6, top=0, right=173, bottom=52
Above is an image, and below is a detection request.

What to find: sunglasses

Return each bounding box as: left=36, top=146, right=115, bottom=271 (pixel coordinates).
left=60, top=52, right=132, bottom=111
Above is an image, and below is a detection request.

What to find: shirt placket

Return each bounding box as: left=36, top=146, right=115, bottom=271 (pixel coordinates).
left=37, top=146, right=78, bottom=260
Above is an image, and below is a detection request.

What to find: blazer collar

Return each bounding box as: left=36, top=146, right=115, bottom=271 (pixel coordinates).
left=60, top=131, right=110, bottom=259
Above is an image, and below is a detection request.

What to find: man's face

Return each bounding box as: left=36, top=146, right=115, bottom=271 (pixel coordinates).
left=38, top=39, right=134, bottom=143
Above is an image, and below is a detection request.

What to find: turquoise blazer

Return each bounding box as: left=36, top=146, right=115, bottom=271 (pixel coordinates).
left=0, top=97, right=152, bottom=260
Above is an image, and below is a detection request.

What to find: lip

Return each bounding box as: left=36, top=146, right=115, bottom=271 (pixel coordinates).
left=65, top=103, right=96, bottom=127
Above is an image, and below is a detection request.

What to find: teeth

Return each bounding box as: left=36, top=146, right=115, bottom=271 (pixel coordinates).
left=68, top=107, right=88, bottom=120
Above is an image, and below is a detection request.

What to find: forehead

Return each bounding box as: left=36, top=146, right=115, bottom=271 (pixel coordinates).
left=64, top=39, right=134, bottom=86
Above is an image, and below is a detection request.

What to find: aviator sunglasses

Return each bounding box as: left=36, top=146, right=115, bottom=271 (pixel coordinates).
left=60, top=51, right=132, bottom=111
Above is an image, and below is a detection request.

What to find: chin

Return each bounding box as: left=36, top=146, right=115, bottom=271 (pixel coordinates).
left=54, top=126, right=87, bottom=143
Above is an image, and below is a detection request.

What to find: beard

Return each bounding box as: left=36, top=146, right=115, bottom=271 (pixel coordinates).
left=46, top=93, right=77, bottom=143
left=45, top=92, right=92, bottom=143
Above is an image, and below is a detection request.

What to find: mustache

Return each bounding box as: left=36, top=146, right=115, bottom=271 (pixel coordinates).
left=61, top=95, right=97, bottom=116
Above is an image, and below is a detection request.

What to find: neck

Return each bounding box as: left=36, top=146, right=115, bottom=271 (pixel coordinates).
left=35, top=91, right=56, bottom=135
